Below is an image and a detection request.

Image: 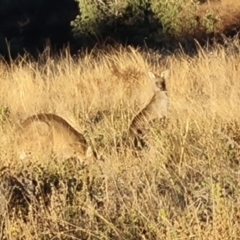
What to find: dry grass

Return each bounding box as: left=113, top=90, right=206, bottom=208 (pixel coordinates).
left=1, top=44, right=240, bottom=239
left=196, top=0, right=240, bottom=36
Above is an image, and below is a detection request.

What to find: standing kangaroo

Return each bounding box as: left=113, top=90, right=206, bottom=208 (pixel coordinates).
left=128, top=70, right=169, bottom=148
left=16, top=113, right=96, bottom=161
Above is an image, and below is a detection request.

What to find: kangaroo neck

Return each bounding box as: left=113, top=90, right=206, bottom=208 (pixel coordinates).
left=152, top=91, right=168, bottom=100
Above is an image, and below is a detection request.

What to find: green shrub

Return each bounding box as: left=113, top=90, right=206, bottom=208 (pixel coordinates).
left=71, top=0, right=127, bottom=38
left=71, top=0, right=220, bottom=44
left=200, top=8, right=219, bottom=33
left=151, top=0, right=199, bottom=36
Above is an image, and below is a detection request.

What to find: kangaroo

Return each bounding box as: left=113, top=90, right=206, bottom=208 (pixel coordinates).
left=128, top=70, right=170, bottom=149
left=16, top=113, right=96, bottom=161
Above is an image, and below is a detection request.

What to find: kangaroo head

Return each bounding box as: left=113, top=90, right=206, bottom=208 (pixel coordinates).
left=148, top=70, right=169, bottom=92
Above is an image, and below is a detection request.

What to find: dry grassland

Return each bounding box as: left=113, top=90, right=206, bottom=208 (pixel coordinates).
left=1, top=43, right=240, bottom=239
left=197, top=0, right=240, bottom=36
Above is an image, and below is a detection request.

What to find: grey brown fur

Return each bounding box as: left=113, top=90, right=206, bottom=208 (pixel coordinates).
left=128, top=70, right=169, bottom=148
left=16, top=113, right=95, bottom=161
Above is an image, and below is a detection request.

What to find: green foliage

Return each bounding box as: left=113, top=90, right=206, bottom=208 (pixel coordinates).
left=71, top=0, right=100, bottom=37
left=71, top=0, right=127, bottom=38
left=151, top=0, right=199, bottom=36
left=200, top=9, right=219, bottom=33
left=71, top=0, right=220, bottom=44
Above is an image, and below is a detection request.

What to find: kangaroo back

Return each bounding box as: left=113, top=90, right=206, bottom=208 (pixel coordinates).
left=16, top=113, right=95, bottom=161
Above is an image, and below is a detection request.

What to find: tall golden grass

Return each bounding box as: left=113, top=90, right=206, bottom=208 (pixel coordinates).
left=1, top=43, right=240, bottom=239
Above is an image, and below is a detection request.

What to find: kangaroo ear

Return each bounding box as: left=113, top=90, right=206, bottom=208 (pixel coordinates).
left=148, top=71, right=156, bottom=79
left=160, top=70, right=170, bottom=79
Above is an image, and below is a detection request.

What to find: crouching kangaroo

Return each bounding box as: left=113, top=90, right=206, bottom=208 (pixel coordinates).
left=16, top=113, right=96, bottom=162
